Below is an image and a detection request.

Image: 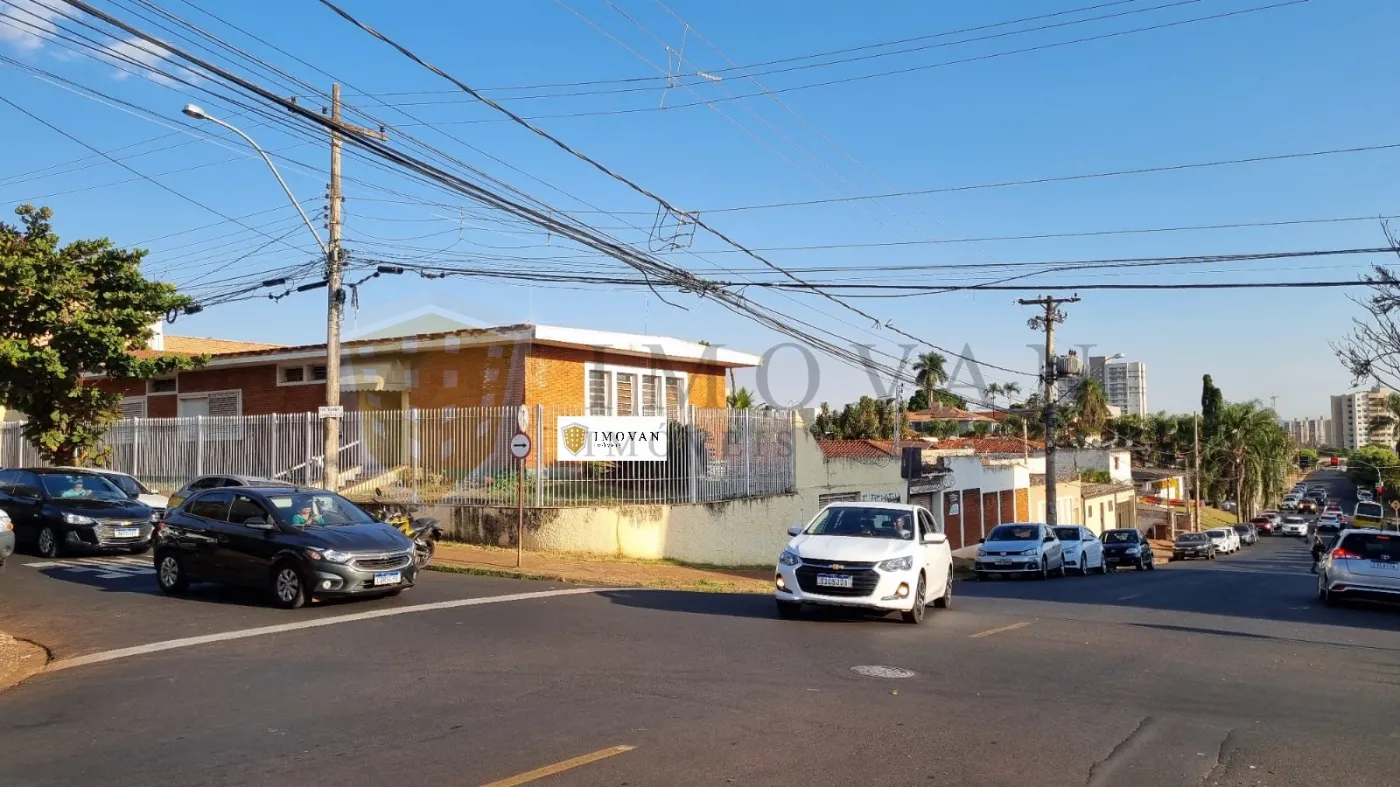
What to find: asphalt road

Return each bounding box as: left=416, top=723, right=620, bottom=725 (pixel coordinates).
left=3, top=472, right=1399, bottom=787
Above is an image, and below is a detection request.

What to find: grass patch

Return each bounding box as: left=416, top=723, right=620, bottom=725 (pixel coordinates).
left=426, top=562, right=769, bottom=594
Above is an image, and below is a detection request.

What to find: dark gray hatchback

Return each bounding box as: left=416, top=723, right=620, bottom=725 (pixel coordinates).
left=155, top=486, right=416, bottom=608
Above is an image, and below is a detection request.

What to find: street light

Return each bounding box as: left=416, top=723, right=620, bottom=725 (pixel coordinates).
left=180, top=104, right=327, bottom=256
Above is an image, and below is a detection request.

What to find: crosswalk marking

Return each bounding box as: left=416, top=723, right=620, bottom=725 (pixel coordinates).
left=25, top=555, right=155, bottom=579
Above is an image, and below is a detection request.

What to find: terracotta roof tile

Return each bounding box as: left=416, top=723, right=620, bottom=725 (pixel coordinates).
left=816, top=439, right=899, bottom=460
left=929, top=436, right=1044, bottom=454
left=906, top=406, right=996, bottom=422
left=133, top=335, right=284, bottom=359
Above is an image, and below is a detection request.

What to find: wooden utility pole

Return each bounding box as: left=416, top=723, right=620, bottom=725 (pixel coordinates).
left=1193, top=412, right=1202, bottom=533
left=322, top=84, right=386, bottom=491
left=1018, top=295, right=1079, bottom=527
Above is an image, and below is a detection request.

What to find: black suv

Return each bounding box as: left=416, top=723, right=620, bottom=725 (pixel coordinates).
left=155, top=486, right=416, bottom=608
left=0, top=468, right=156, bottom=557
left=1101, top=528, right=1156, bottom=571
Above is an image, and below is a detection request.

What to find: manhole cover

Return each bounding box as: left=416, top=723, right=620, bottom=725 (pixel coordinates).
left=851, top=665, right=915, bottom=679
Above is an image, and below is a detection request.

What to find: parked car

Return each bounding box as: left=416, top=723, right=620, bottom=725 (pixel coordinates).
left=1250, top=516, right=1276, bottom=536
left=774, top=502, right=953, bottom=624
left=155, top=485, right=417, bottom=609
left=57, top=467, right=169, bottom=515
left=1232, top=523, right=1259, bottom=546
left=973, top=522, right=1066, bottom=580
left=1204, top=528, right=1235, bottom=554
left=0, top=468, right=155, bottom=557
left=1281, top=497, right=1299, bottom=513
left=1053, top=525, right=1106, bottom=575
left=1317, top=530, right=1400, bottom=606
left=1101, top=528, right=1155, bottom=571
left=0, top=508, right=13, bottom=569
left=167, top=474, right=296, bottom=510
left=1280, top=516, right=1309, bottom=537
left=1170, top=532, right=1216, bottom=561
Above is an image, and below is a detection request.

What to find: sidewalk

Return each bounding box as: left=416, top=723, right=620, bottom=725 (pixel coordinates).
left=432, top=542, right=772, bottom=594
left=0, top=632, right=47, bottom=692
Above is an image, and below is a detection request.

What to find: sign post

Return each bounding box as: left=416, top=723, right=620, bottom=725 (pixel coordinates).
left=509, top=433, right=532, bottom=568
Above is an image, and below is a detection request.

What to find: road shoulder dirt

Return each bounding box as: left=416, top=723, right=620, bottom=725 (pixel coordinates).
left=0, top=632, right=48, bottom=692
left=432, top=542, right=772, bottom=593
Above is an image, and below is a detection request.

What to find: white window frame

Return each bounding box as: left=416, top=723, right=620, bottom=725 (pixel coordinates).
left=277, top=363, right=328, bottom=387
left=582, top=362, right=688, bottom=417
left=177, top=389, right=244, bottom=441
left=147, top=376, right=178, bottom=395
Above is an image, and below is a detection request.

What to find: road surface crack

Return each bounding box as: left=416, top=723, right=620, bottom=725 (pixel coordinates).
left=1086, top=715, right=1155, bottom=787
left=1200, top=727, right=1239, bottom=785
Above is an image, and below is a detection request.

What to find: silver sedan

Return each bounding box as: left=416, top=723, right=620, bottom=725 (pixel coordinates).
left=1318, top=530, right=1400, bottom=606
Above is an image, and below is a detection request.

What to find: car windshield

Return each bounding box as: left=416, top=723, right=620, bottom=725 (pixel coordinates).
left=1284, top=517, right=1305, bottom=523
left=1053, top=527, right=1080, bottom=542
left=804, top=506, right=914, bottom=540
left=105, top=474, right=151, bottom=496
left=39, top=473, right=128, bottom=501
left=265, top=492, right=377, bottom=527
left=1206, top=529, right=1226, bottom=538
left=986, top=524, right=1041, bottom=542
left=1176, top=533, right=1208, bottom=543
left=1234, top=525, right=1251, bottom=534
left=1102, top=530, right=1138, bottom=544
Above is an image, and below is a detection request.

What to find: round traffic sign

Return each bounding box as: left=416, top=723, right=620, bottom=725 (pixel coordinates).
left=509, top=433, right=531, bottom=459
left=516, top=405, right=530, bottom=433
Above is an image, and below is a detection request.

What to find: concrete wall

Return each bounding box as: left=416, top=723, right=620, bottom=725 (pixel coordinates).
left=419, top=419, right=907, bottom=566
left=1057, top=448, right=1133, bottom=483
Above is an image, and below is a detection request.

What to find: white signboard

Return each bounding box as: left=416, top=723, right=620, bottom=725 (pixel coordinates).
left=318, top=405, right=344, bottom=419
left=509, top=433, right=531, bottom=459
left=516, top=405, right=530, bottom=433
left=557, top=416, right=668, bottom=462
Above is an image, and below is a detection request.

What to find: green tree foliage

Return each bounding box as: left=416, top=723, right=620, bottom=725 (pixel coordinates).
left=1068, top=376, right=1111, bottom=444
left=906, top=388, right=929, bottom=412
left=0, top=205, right=201, bottom=465
left=809, top=396, right=907, bottom=440
left=1201, top=374, right=1223, bottom=440
left=1207, top=401, right=1291, bottom=520
left=725, top=386, right=755, bottom=409
left=1078, top=469, right=1112, bottom=484
left=1297, top=447, right=1319, bottom=465
left=1346, top=444, right=1400, bottom=490
left=912, top=351, right=948, bottom=409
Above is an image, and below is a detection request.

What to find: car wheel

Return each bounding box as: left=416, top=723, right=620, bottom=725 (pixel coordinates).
left=36, top=526, right=61, bottom=559
left=1317, top=574, right=1336, bottom=606
left=933, top=570, right=952, bottom=609
left=1136, top=557, right=1147, bottom=571
left=1147, top=556, right=1156, bottom=571
left=1036, top=558, right=1048, bottom=580
left=413, top=538, right=435, bottom=569
left=775, top=600, right=801, bottom=619
left=1097, top=554, right=1108, bottom=575
left=156, top=551, right=190, bottom=595
left=901, top=574, right=927, bottom=624
left=271, top=562, right=307, bottom=609
left=1054, top=557, right=1067, bottom=578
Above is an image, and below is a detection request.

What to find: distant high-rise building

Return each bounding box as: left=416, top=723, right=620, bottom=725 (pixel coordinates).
left=1088, top=356, right=1148, bottom=416
left=1281, top=417, right=1332, bottom=447
left=1330, top=387, right=1396, bottom=451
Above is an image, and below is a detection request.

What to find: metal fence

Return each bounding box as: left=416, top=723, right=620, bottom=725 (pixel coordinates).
left=0, top=406, right=797, bottom=507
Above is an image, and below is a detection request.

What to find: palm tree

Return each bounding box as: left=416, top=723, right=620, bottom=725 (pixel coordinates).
left=984, top=382, right=1004, bottom=408
left=1071, top=377, right=1111, bottom=444
left=1002, top=381, right=1022, bottom=405
left=1208, top=401, right=1292, bottom=520
left=913, top=351, right=949, bottom=409
left=726, top=386, right=755, bottom=410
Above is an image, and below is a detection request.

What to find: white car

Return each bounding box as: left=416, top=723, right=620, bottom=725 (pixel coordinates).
left=1280, top=516, right=1309, bottom=537
left=1316, top=514, right=1342, bottom=530
left=1053, top=525, right=1106, bottom=575
left=1204, top=528, right=1235, bottom=554
left=1358, top=491, right=1375, bottom=503
left=974, top=522, right=1067, bottom=580
left=57, top=467, right=169, bottom=514
left=775, top=502, right=953, bottom=624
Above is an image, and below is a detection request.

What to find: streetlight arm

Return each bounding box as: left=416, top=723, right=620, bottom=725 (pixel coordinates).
left=203, top=115, right=328, bottom=256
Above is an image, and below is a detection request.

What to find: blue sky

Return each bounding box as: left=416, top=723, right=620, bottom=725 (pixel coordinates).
left=1, top=0, right=1395, bottom=418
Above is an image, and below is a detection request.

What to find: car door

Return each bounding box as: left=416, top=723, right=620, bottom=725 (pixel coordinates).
left=220, top=493, right=282, bottom=586
left=0, top=470, right=26, bottom=541
left=1043, top=526, right=1062, bottom=566
left=182, top=491, right=234, bottom=580
left=1081, top=528, right=1102, bottom=569
left=918, top=510, right=949, bottom=591
left=5, top=471, right=48, bottom=545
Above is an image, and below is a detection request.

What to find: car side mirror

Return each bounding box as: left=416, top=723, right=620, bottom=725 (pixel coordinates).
left=1043, top=535, right=1055, bottom=543
left=979, top=537, right=986, bottom=544
left=787, top=525, right=803, bottom=537
left=923, top=532, right=947, bottom=545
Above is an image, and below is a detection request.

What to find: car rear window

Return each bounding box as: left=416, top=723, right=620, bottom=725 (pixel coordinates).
left=1337, top=533, right=1400, bottom=560
left=1053, top=527, right=1080, bottom=542
left=1102, top=530, right=1138, bottom=544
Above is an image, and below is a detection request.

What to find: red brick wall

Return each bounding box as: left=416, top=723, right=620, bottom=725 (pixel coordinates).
left=525, top=345, right=728, bottom=409
left=964, top=487, right=983, bottom=543
left=945, top=492, right=964, bottom=550
left=982, top=492, right=999, bottom=531
left=1000, top=490, right=1015, bottom=526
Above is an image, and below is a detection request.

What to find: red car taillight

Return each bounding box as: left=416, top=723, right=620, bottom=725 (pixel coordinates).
left=1331, top=548, right=1359, bottom=560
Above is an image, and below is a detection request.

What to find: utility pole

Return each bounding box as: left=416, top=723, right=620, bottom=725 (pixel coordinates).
left=1193, top=412, right=1201, bottom=533
left=322, top=84, right=386, bottom=491
left=1019, top=295, right=1079, bottom=526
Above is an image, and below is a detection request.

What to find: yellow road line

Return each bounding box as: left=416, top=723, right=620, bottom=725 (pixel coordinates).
left=480, top=745, right=636, bottom=786
left=969, top=621, right=1032, bottom=639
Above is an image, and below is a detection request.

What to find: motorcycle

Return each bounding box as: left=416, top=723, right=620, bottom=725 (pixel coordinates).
left=374, top=489, right=443, bottom=570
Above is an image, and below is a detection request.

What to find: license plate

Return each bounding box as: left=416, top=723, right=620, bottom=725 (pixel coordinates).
left=373, top=571, right=402, bottom=586
left=815, top=574, right=853, bottom=589
left=1369, top=562, right=1399, bottom=570
left=114, top=527, right=140, bottom=538
left=995, top=560, right=1013, bottom=567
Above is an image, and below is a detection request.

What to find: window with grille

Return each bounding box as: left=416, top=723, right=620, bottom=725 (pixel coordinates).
left=311, top=364, right=328, bottom=381
left=281, top=366, right=305, bottom=384
left=148, top=377, right=177, bottom=394
left=665, top=377, right=682, bottom=415
left=615, top=373, right=636, bottom=416
left=588, top=369, right=610, bottom=415
left=641, top=375, right=660, bottom=416
left=119, top=397, right=147, bottom=418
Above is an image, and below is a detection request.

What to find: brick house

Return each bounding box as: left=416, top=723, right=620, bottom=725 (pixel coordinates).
left=100, top=323, right=760, bottom=420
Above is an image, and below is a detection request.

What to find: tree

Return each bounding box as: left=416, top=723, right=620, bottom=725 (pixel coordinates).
left=0, top=205, right=199, bottom=464
left=931, top=388, right=966, bottom=409
left=726, top=386, right=755, bottom=409
left=1201, top=374, right=1223, bottom=440
left=808, top=396, right=905, bottom=440
left=1070, top=376, right=1111, bottom=444
left=1335, top=259, right=1400, bottom=390
left=1078, top=469, right=1112, bottom=484
left=984, top=382, right=1003, bottom=408
left=912, top=351, right=948, bottom=409
left=1001, top=381, right=1022, bottom=405
left=906, top=388, right=929, bottom=412
left=1346, top=444, right=1400, bottom=490
left=1207, top=401, right=1291, bottom=520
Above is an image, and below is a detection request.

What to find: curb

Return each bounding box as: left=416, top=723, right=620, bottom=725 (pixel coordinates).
left=0, top=632, right=50, bottom=693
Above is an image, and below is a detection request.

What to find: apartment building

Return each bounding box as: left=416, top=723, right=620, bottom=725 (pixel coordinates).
left=1088, top=356, right=1148, bottom=416
left=1330, top=387, right=1396, bottom=451
left=1282, top=417, right=1332, bottom=447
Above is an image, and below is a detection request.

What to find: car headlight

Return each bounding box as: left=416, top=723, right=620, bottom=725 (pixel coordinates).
left=878, top=555, right=914, bottom=572
left=975, top=548, right=988, bottom=557
left=63, top=513, right=96, bottom=526
left=306, top=548, right=353, bottom=563
left=1125, top=547, right=1141, bottom=555
left=778, top=549, right=801, bottom=567
left=1018, top=548, right=1040, bottom=556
